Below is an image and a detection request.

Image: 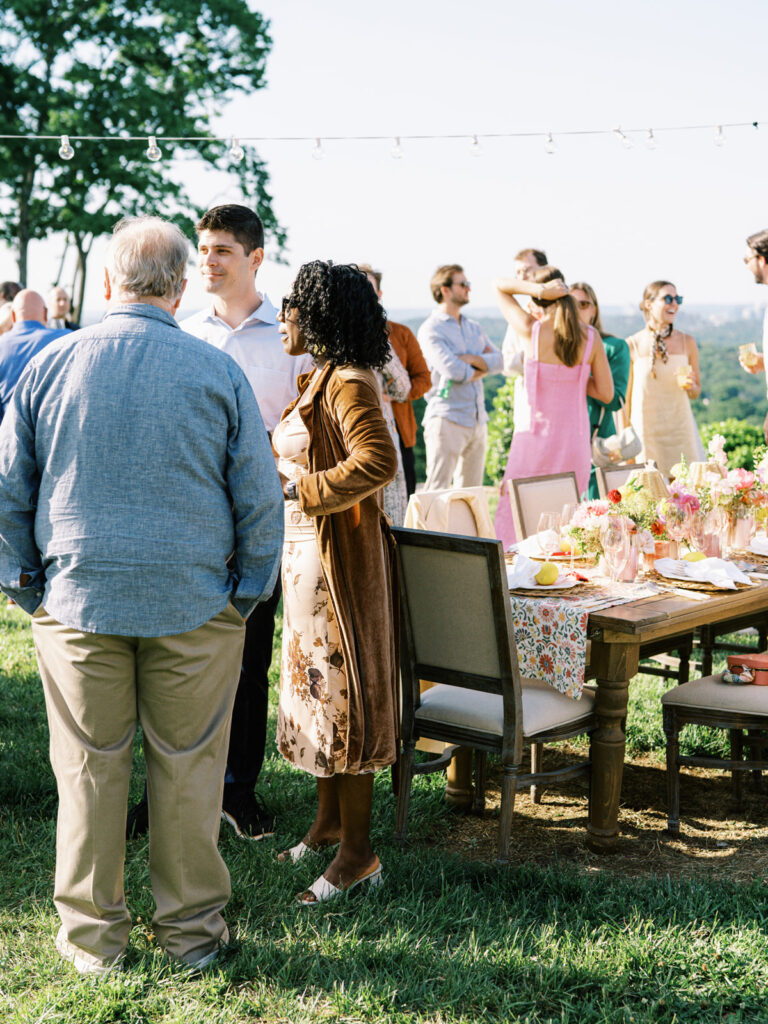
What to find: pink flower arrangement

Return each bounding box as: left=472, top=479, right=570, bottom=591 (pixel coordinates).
left=665, top=483, right=701, bottom=513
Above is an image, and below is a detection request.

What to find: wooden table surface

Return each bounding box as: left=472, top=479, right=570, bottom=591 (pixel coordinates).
left=586, top=580, right=768, bottom=851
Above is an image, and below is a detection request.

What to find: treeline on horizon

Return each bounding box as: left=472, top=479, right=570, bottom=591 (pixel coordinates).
left=400, top=312, right=768, bottom=484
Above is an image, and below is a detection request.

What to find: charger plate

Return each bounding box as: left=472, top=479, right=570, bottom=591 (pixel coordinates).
left=646, top=569, right=752, bottom=593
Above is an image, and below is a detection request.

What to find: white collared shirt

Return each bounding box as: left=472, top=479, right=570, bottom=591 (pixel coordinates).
left=180, top=294, right=313, bottom=432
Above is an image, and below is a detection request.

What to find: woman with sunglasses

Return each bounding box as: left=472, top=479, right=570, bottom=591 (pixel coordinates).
left=493, top=266, right=614, bottom=548
left=570, top=282, right=631, bottom=499
left=273, top=261, right=398, bottom=905
left=627, top=281, right=704, bottom=478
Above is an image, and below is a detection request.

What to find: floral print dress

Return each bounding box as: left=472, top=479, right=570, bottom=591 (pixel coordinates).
left=272, top=399, right=352, bottom=777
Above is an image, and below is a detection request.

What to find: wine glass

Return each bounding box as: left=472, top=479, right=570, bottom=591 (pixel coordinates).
left=561, top=502, right=579, bottom=570
left=600, top=516, right=631, bottom=582
left=536, top=512, right=560, bottom=560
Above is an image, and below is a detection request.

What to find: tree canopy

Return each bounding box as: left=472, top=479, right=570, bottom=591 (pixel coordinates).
left=0, top=0, right=284, bottom=316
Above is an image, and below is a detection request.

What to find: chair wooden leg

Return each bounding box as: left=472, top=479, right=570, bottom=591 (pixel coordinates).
left=530, top=742, right=543, bottom=804
left=496, top=762, right=519, bottom=865
left=473, top=750, right=487, bottom=814
left=747, top=728, right=764, bottom=793
left=395, top=742, right=416, bottom=843
left=730, top=729, right=744, bottom=805
left=663, top=707, right=680, bottom=834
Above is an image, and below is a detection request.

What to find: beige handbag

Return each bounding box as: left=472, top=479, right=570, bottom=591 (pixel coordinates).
left=591, top=400, right=642, bottom=467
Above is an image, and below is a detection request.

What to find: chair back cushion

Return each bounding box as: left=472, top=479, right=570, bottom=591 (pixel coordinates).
left=510, top=473, right=579, bottom=539
left=596, top=462, right=646, bottom=498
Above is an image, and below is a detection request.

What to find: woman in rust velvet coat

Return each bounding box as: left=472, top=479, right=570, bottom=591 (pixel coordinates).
left=273, top=261, right=398, bottom=905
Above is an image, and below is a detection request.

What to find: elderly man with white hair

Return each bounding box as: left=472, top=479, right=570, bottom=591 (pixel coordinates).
left=0, top=216, right=284, bottom=975
left=47, top=285, right=80, bottom=330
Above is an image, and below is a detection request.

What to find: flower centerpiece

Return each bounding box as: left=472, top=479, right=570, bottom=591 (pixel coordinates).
left=563, top=500, right=611, bottom=561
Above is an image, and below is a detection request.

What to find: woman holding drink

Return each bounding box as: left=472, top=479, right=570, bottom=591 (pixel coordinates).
left=626, top=280, right=704, bottom=478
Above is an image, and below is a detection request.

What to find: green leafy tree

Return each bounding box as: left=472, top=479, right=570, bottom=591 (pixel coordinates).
left=0, top=0, right=284, bottom=318
left=699, top=419, right=764, bottom=471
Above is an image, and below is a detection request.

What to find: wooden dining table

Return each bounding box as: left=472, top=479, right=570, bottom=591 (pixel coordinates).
left=586, top=580, right=768, bottom=851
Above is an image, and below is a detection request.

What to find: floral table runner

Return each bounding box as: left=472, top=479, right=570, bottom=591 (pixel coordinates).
left=509, top=581, right=659, bottom=699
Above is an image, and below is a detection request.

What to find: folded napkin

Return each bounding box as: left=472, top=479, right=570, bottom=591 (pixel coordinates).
left=749, top=536, right=768, bottom=556
left=506, top=554, right=541, bottom=589
left=655, top=557, right=752, bottom=590
left=516, top=530, right=560, bottom=558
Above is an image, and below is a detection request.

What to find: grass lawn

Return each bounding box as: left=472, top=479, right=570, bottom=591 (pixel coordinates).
left=1, top=603, right=767, bottom=1024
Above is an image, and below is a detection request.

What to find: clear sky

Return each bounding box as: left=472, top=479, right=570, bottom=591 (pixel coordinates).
left=2, top=0, right=767, bottom=316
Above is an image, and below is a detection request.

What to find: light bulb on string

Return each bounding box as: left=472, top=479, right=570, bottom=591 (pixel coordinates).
left=544, top=131, right=556, bottom=155
left=645, top=128, right=657, bottom=150
left=470, top=134, right=482, bottom=157
left=58, top=134, right=74, bottom=160
left=614, top=127, right=632, bottom=149
left=146, top=135, right=162, bottom=162
left=714, top=125, right=725, bottom=147
left=229, top=136, right=245, bottom=164
left=391, top=136, right=403, bottom=159
left=312, top=137, right=324, bottom=160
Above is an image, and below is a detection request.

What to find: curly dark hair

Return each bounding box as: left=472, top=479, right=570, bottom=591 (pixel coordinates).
left=285, top=261, right=390, bottom=369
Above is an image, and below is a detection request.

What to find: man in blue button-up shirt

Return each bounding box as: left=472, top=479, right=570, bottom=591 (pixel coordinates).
left=418, top=264, right=503, bottom=490
left=0, top=216, right=283, bottom=976
left=0, top=289, right=70, bottom=421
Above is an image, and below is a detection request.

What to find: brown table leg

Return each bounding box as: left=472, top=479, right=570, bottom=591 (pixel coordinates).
left=445, top=747, right=474, bottom=809
left=586, top=638, right=638, bottom=852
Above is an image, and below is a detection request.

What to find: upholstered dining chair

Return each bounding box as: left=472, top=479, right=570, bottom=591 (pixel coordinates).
left=391, top=526, right=597, bottom=863
left=509, top=472, right=579, bottom=541
left=595, top=462, right=647, bottom=499
left=661, top=676, right=768, bottom=833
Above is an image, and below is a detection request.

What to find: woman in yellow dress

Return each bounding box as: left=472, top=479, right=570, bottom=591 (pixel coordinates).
left=627, top=280, right=704, bottom=478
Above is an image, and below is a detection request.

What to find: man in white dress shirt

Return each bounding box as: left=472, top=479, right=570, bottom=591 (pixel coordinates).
left=127, top=204, right=311, bottom=841
left=739, top=228, right=768, bottom=443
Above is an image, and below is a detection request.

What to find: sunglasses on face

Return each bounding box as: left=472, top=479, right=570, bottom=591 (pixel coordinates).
left=575, top=300, right=593, bottom=310
left=660, top=294, right=683, bottom=306
left=452, top=280, right=471, bottom=288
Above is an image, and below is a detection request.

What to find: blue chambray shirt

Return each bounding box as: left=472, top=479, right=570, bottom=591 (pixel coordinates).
left=417, top=309, right=503, bottom=428
left=0, top=303, right=284, bottom=636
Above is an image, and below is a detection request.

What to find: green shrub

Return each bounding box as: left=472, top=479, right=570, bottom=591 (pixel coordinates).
left=485, top=377, right=515, bottom=484
left=699, top=418, right=764, bottom=470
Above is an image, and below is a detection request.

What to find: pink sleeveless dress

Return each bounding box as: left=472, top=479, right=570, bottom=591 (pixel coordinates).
left=494, top=323, right=594, bottom=549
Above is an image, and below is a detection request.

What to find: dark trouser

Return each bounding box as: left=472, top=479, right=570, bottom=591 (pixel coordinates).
left=225, top=574, right=282, bottom=795
left=399, top=439, right=417, bottom=498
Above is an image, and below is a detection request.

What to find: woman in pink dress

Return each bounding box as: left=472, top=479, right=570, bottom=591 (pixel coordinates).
left=493, top=267, right=614, bottom=549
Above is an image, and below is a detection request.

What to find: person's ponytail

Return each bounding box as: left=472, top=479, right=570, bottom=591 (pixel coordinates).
left=531, top=266, right=583, bottom=366
left=552, top=294, right=583, bottom=367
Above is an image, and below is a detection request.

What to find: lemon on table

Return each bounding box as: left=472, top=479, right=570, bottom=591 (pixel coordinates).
left=683, top=551, right=707, bottom=562
left=560, top=537, right=572, bottom=553
left=535, top=562, right=559, bottom=585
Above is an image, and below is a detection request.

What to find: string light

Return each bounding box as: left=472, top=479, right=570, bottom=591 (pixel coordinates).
left=58, top=134, right=74, bottom=160
left=229, top=136, right=245, bottom=164
left=16, top=117, right=761, bottom=164
left=390, top=136, right=403, bottom=160
left=146, top=135, right=162, bottom=162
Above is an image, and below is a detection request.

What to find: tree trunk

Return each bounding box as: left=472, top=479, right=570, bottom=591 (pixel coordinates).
left=15, top=165, right=36, bottom=287
left=72, top=235, right=91, bottom=324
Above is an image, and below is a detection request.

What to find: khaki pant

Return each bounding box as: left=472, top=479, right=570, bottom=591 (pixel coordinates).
left=32, top=602, right=245, bottom=967
left=424, top=417, right=487, bottom=491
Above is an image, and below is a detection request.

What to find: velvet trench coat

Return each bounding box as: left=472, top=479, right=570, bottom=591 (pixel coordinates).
left=283, top=361, right=399, bottom=773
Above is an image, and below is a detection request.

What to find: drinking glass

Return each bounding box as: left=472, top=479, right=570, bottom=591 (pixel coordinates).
left=536, top=512, right=560, bottom=559
left=561, top=502, right=579, bottom=570
left=600, top=516, right=631, bottom=582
